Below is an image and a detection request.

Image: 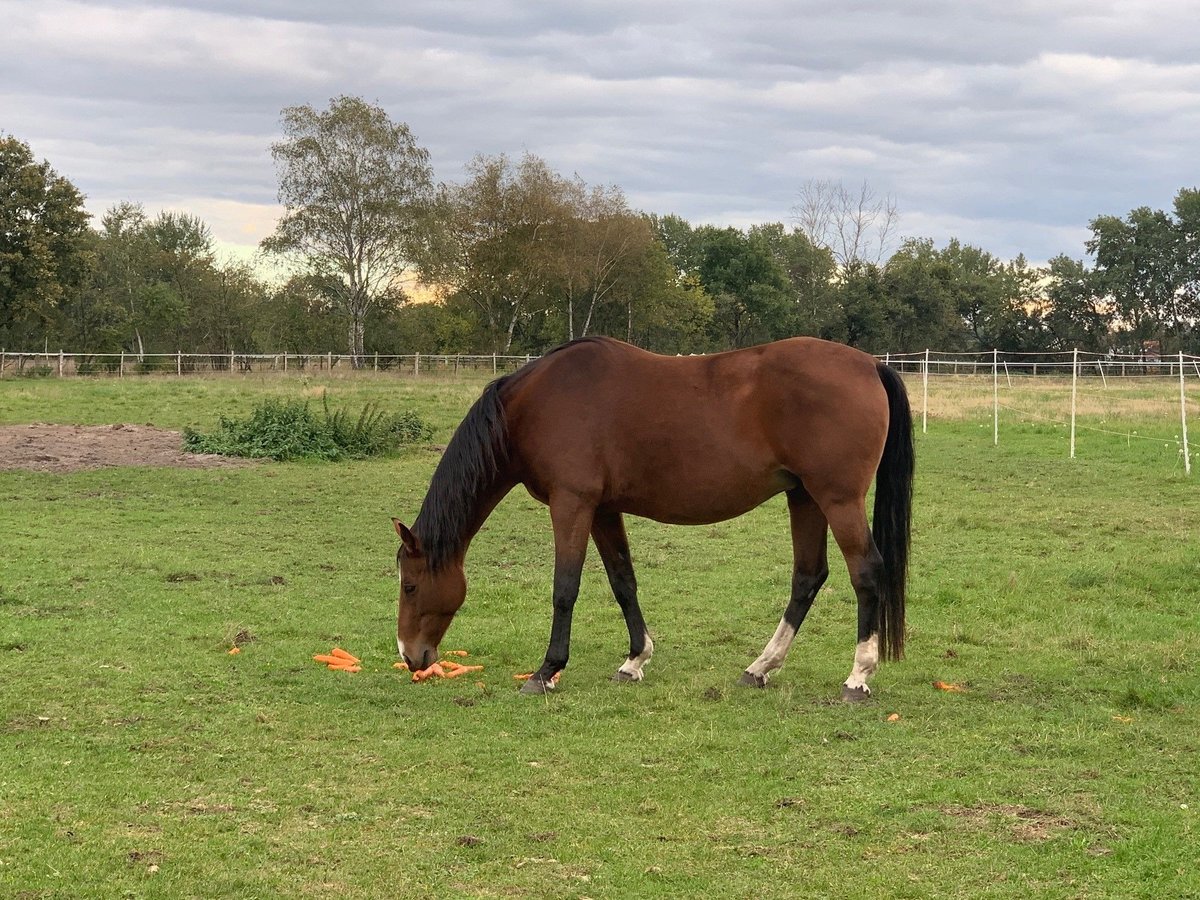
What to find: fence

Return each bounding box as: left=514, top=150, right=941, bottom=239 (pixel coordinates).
left=2, top=346, right=1195, bottom=474
left=884, top=349, right=1198, bottom=476
left=0, top=350, right=535, bottom=378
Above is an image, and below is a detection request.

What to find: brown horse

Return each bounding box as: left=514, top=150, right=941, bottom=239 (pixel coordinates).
left=393, top=336, right=913, bottom=699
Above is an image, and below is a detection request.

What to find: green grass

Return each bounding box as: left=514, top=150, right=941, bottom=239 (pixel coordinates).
left=1, top=373, right=1199, bottom=898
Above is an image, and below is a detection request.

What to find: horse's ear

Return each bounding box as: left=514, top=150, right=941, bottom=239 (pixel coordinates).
left=392, top=518, right=422, bottom=557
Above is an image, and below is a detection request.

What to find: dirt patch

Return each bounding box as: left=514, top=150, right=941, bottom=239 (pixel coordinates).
left=0, top=424, right=255, bottom=473
left=941, top=803, right=1077, bottom=843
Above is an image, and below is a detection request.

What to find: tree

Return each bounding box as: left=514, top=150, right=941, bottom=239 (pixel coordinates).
left=1170, top=188, right=1200, bottom=352
left=695, top=226, right=793, bottom=348
left=792, top=179, right=899, bottom=268
left=878, top=238, right=962, bottom=351
left=556, top=179, right=653, bottom=340
left=748, top=223, right=836, bottom=337
left=0, top=135, right=94, bottom=346
left=1041, top=255, right=1112, bottom=351
left=420, top=153, right=569, bottom=353
left=262, top=96, right=433, bottom=362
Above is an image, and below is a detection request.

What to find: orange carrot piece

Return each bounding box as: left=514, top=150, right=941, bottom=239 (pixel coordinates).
left=392, top=661, right=409, bottom=670
left=313, top=654, right=340, bottom=664
left=513, top=671, right=558, bottom=683
left=443, top=665, right=484, bottom=679
left=228, top=647, right=241, bottom=655
left=445, top=650, right=469, bottom=657
left=329, top=664, right=361, bottom=673
left=411, top=662, right=446, bottom=683
left=932, top=680, right=968, bottom=693
left=330, top=648, right=360, bottom=664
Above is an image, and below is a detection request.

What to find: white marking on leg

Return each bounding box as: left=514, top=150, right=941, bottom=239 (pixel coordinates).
left=617, top=631, right=654, bottom=681
left=842, top=633, right=880, bottom=694
left=745, top=617, right=799, bottom=682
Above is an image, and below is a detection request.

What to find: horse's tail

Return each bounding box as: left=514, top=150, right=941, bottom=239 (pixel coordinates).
left=873, top=362, right=914, bottom=661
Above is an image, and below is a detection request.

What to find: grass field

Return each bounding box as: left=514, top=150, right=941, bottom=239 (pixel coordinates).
left=1, top=371, right=1198, bottom=899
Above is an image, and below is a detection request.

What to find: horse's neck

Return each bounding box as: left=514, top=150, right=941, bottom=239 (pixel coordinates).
left=455, top=473, right=517, bottom=555
left=414, top=462, right=516, bottom=567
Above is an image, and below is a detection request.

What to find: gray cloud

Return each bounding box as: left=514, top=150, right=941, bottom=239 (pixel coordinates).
left=2, top=0, right=1198, bottom=265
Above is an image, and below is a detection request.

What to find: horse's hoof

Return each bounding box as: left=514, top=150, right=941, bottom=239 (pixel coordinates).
left=840, top=684, right=871, bottom=703
left=612, top=669, right=642, bottom=683
left=739, top=671, right=768, bottom=688
left=519, top=677, right=554, bottom=695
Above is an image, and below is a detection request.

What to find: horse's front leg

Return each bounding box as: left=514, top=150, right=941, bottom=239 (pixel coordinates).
left=521, top=493, right=594, bottom=695
left=591, top=509, right=652, bottom=682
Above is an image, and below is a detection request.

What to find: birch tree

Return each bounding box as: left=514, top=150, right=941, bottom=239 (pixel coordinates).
left=262, top=96, right=433, bottom=363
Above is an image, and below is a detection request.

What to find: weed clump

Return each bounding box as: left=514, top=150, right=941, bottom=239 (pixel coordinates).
left=183, top=397, right=432, bottom=461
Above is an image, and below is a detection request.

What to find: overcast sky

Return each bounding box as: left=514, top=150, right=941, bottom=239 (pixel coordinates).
left=3, top=0, right=1198, bottom=267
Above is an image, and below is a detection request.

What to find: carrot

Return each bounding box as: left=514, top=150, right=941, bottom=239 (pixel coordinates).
left=445, top=650, right=469, bottom=657
left=228, top=647, right=241, bottom=655
left=312, top=654, right=340, bottom=664
left=443, top=665, right=484, bottom=679
left=330, top=664, right=361, bottom=673
left=932, top=680, right=968, bottom=693
left=411, top=662, right=446, bottom=683
left=513, top=671, right=559, bottom=683
left=392, top=661, right=409, bottom=670
left=330, top=648, right=360, bottom=664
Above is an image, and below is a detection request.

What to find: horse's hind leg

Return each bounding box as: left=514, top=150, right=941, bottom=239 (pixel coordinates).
left=740, top=489, right=829, bottom=687
left=822, top=499, right=885, bottom=702
left=592, top=509, right=653, bottom=682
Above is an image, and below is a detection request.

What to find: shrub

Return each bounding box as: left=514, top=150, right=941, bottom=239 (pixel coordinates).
left=183, top=398, right=433, bottom=461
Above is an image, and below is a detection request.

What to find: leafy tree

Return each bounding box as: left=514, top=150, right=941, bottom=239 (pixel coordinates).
left=0, top=135, right=94, bottom=346
left=555, top=178, right=653, bottom=340
left=749, top=223, right=836, bottom=337
left=1087, top=207, right=1183, bottom=352
left=262, top=96, right=434, bottom=362
left=648, top=213, right=704, bottom=276
left=834, top=261, right=891, bottom=350
left=420, top=153, right=569, bottom=353
left=1041, top=255, right=1112, bottom=351
left=694, top=226, right=793, bottom=348
left=879, top=238, right=962, bottom=351
left=1171, top=188, right=1200, bottom=352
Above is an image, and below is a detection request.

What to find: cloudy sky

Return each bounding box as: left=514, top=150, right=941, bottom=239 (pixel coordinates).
left=3, top=0, right=1198, bottom=266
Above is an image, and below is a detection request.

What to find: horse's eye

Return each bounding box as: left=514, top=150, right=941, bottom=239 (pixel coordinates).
left=403, top=583, right=417, bottom=595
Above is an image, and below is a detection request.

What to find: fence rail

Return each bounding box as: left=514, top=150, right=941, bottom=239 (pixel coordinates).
left=0, top=350, right=536, bottom=378
left=2, top=348, right=1198, bottom=380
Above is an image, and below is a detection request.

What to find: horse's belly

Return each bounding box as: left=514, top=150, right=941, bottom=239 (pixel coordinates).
left=612, top=470, right=792, bottom=525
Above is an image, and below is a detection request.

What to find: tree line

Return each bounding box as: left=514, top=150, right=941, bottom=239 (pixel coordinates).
left=3, top=96, right=1198, bottom=360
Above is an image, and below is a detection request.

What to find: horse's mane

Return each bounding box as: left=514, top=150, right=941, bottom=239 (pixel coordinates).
left=413, top=337, right=610, bottom=570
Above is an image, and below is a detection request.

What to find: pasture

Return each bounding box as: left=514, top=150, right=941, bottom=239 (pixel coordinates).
left=1, top=370, right=1198, bottom=899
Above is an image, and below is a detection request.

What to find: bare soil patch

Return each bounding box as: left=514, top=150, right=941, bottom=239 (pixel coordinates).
left=0, top=424, right=255, bottom=473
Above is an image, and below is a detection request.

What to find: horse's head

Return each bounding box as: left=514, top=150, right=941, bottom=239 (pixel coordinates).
left=392, top=518, right=466, bottom=672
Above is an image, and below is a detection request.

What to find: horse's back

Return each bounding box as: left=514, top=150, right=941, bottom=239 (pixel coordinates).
left=502, top=337, right=890, bottom=523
